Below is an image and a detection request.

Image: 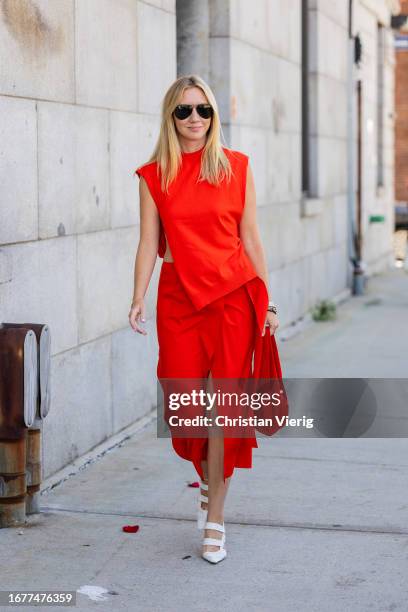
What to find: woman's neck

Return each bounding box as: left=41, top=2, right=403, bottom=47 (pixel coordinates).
left=179, top=138, right=206, bottom=154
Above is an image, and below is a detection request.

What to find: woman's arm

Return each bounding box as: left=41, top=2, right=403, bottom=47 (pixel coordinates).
left=129, top=177, right=160, bottom=335
left=240, top=163, right=271, bottom=299
left=240, top=162, right=279, bottom=335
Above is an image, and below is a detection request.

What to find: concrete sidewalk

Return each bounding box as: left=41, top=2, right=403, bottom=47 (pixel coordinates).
left=1, top=268, right=407, bottom=612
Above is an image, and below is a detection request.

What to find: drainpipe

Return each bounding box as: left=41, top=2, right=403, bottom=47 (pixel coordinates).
left=347, top=0, right=364, bottom=294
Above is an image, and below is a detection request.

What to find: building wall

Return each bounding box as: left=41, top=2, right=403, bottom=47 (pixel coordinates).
left=228, top=0, right=349, bottom=320
left=0, top=0, right=398, bottom=478
left=0, top=0, right=176, bottom=478
left=229, top=0, right=316, bottom=323
left=228, top=0, right=398, bottom=311
left=395, top=0, right=408, bottom=202
left=354, top=0, right=398, bottom=270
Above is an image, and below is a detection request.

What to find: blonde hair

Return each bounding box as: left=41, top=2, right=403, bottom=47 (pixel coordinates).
left=144, top=75, right=233, bottom=193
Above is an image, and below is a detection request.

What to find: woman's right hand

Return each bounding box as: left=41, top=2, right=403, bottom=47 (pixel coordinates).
left=128, top=298, right=147, bottom=335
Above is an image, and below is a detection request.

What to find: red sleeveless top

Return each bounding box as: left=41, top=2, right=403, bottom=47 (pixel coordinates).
left=134, top=145, right=260, bottom=312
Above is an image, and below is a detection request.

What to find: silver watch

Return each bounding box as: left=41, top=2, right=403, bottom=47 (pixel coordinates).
left=267, top=300, right=278, bottom=314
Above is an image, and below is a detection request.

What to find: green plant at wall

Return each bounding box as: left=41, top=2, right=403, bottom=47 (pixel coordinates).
left=311, top=299, right=336, bottom=321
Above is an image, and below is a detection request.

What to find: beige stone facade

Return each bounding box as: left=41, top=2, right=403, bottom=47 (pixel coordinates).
left=0, top=0, right=400, bottom=476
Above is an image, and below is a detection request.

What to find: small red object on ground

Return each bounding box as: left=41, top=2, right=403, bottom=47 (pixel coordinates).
left=122, top=525, right=140, bottom=533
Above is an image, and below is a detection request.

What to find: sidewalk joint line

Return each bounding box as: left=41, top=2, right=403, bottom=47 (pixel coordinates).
left=39, top=507, right=408, bottom=537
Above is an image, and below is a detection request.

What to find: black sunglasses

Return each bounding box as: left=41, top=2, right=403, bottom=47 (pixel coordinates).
left=173, top=104, right=213, bottom=120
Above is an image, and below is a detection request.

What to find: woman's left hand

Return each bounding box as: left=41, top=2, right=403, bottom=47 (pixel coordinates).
left=262, top=311, right=279, bottom=336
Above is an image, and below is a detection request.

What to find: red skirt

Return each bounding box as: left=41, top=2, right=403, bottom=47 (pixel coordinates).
left=156, top=261, right=272, bottom=481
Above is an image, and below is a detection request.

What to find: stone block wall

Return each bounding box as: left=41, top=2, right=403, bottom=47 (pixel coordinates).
left=0, top=0, right=176, bottom=478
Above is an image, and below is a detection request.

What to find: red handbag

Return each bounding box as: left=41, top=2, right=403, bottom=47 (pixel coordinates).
left=250, top=330, right=289, bottom=436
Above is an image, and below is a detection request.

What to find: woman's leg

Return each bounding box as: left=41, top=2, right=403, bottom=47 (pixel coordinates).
left=200, top=459, right=208, bottom=509
left=200, top=287, right=257, bottom=553
left=202, top=371, right=231, bottom=553
left=204, top=438, right=231, bottom=552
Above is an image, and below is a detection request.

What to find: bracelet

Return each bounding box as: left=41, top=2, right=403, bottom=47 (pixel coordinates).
left=267, top=300, right=278, bottom=315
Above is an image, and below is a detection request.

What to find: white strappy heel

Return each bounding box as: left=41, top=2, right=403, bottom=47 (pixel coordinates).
left=197, top=480, right=208, bottom=529
left=202, top=521, right=227, bottom=564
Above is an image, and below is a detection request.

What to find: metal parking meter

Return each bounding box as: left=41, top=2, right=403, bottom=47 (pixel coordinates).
left=1, top=323, right=51, bottom=517
left=0, top=327, right=38, bottom=527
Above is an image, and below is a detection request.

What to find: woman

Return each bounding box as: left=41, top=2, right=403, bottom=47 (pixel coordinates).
left=129, top=75, right=281, bottom=564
